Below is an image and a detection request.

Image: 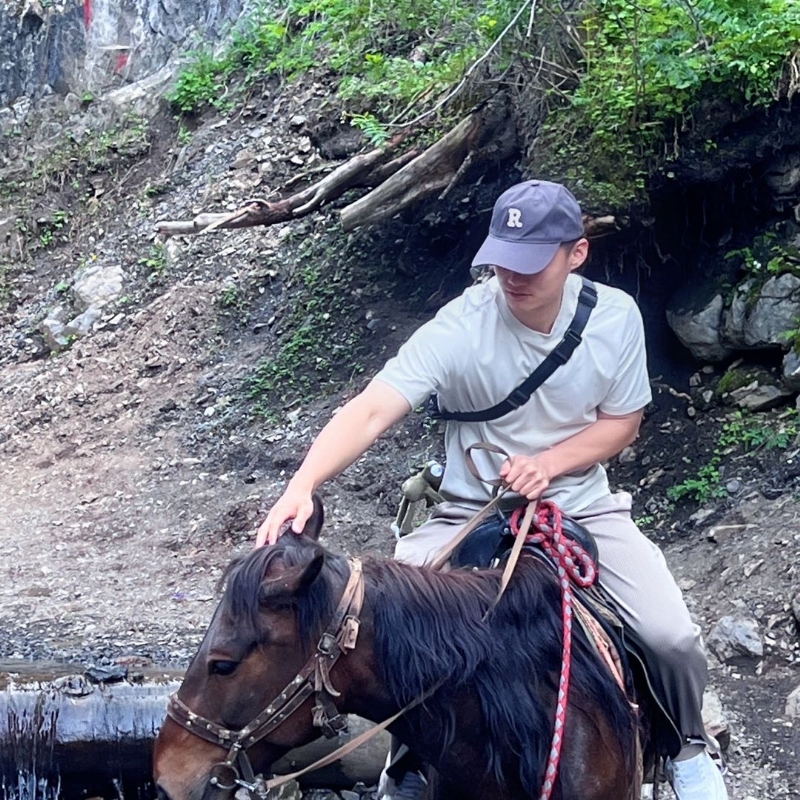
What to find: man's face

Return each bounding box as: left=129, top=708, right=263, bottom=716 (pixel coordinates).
left=494, top=239, right=588, bottom=319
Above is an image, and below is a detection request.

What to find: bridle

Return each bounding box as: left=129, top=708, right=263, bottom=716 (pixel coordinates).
left=165, top=558, right=365, bottom=796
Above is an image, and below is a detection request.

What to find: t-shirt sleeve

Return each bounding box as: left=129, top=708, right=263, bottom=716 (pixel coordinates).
left=598, top=303, right=652, bottom=415
left=373, top=304, right=464, bottom=410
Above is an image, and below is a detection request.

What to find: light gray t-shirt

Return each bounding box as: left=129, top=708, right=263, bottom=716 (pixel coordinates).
left=374, top=273, right=652, bottom=513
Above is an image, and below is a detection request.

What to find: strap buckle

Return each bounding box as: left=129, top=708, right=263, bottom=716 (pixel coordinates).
left=553, top=329, right=582, bottom=363
left=507, top=387, right=529, bottom=409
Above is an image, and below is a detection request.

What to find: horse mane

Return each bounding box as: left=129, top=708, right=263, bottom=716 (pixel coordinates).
left=219, top=537, right=634, bottom=795
left=218, top=535, right=349, bottom=655
left=364, top=557, right=635, bottom=796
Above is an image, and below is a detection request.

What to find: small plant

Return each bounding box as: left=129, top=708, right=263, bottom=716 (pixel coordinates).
left=139, top=243, right=168, bottom=282
left=720, top=409, right=799, bottom=451
left=177, top=125, right=193, bottom=146
left=667, top=458, right=727, bottom=504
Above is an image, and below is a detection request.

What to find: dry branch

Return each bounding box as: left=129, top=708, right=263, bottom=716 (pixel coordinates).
left=340, top=101, right=517, bottom=231
left=154, top=135, right=409, bottom=238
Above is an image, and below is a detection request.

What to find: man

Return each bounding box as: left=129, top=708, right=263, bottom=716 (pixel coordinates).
left=257, top=180, right=727, bottom=800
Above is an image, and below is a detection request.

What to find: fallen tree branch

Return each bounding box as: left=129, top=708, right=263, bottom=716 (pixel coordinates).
left=340, top=99, right=517, bottom=231
left=154, top=134, right=409, bottom=238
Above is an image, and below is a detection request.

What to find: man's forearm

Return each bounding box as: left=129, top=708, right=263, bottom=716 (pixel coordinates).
left=537, top=411, right=643, bottom=480
left=288, top=382, right=411, bottom=492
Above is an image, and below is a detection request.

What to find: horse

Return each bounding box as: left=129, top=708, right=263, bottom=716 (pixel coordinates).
left=153, top=498, right=640, bottom=800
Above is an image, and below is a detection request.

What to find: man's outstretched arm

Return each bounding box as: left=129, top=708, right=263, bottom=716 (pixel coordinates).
left=256, top=379, right=411, bottom=546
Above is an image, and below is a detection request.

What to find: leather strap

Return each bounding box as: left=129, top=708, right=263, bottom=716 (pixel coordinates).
left=431, top=277, right=597, bottom=423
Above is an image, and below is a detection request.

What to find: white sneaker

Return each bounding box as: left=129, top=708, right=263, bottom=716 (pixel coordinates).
left=378, top=770, right=427, bottom=800
left=665, top=749, right=728, bottom=800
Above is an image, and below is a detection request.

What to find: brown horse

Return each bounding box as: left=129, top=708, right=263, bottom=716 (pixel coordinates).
left=153, top=500, right=638, bottom=800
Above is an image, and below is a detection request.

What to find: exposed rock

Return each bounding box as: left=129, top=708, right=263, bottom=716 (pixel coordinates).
left=786, top=684, right=800, bottom=719
left=666, top=293, right=733, bottom=362
left=707, top=614, right=764, bottom=662
left=724, top=274, right=800, bottom=350
left=782, top=349, right=800, bottom=391
left=39, top=304, right=71, bottom=350
left=702, top=688, right=730, bottom=751
left=72, top=264, right=125, bottom=311
left=63, top=306, right=102, bottom=339
left=0, top=0, right=248, bottom=108
left=729, top=382, right=793, bottom=411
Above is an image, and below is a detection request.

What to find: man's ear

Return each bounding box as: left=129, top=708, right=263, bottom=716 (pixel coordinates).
left=569, top=238, right=589, bottom=270
left=260, top=553, right=324, bottom=606
left=299, top=494, right=324, bottom=541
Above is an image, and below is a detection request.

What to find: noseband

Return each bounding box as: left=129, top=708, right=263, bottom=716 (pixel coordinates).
left=166, top=558, right=365, bottom=795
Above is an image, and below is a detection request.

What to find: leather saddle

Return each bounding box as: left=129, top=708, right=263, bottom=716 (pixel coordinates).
left=450, top=511, right=683, bottom=760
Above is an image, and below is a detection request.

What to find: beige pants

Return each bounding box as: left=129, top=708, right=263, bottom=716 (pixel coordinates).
left=394, top=491, right=708, bottom=742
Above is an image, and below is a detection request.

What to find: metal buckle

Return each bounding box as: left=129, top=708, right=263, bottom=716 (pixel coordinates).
left=342, top=616, right=360, bottom=650
left=317, top=631, right=337, bottom=655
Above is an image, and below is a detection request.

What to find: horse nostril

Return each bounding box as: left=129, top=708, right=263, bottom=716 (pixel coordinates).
left=156, top=783, right=172, bottom=800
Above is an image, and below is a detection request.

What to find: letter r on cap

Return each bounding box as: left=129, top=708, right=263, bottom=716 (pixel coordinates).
left=507, top=208, right=523, bottom=228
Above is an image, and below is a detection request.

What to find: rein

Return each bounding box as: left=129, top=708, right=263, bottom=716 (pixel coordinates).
left=166, top=558, right=365, bottom=796
left=168, top=442, right=605, bottom=799
left=510, top=500, right=598, bottom=800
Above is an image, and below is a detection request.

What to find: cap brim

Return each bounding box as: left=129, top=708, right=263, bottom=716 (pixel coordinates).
left=471, top=236, right=560, bottom=275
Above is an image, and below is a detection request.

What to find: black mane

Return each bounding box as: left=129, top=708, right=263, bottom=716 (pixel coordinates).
left=219, top=535, right=349, bottom=654
left=220, top=537, right=634, bottom=794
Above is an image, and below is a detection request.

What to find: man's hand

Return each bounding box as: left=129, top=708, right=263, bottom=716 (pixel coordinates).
left=499, top=454, right=552, bottom=501
left=256, top=486, right=315, bottom=547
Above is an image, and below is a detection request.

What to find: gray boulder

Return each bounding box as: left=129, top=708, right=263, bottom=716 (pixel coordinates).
left=72, top=265, right=125, bottom=311
left=707, top=614, right=763, bottom=663
left=666, top=293, right=733, bottom=362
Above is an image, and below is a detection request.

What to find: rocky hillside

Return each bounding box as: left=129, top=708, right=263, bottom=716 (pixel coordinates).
left=2, top=1, right=800, bottom=798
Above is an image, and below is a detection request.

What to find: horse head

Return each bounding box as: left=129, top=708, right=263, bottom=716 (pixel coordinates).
left=154, top=497, right=351, bottom=800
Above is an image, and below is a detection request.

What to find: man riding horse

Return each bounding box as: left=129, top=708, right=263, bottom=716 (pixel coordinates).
left=258, top=179, right=728, bottom=800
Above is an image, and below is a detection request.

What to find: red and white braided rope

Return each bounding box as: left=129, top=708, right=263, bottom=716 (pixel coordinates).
left=510, top=501, right=598, bottom=800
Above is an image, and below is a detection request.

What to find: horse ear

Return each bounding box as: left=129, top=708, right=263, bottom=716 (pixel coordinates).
left=299, top=494, right=324, bottom=541
left=260, top=553, right=324, bottom=605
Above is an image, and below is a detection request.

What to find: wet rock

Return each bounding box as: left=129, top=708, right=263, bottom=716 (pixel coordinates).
left=707, top=614, right=763, bottom=662
left=85, top=664, right=128, bottom=684
left=618, top=446, right=637, bottom=464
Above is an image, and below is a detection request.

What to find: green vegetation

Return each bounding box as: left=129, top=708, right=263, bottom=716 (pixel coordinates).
left=725, top=231, right=800, bottom=282
left=29, top=115, right=150, bottom=191
left=667, top=457, right=726, bottom=504
left=171, top=0, right=800, bottom=210
left=246, top=232, right=377, bottom=413
left=536, top=0, right=800, bottom=208
left=37, top=211, right=69, bottom=248
left=716, top=367, right=758, bottom=396
left=720, top=409, right=799, bottom=451
left=171, top=0, right=514, bottom=116
left=668, top=409, right=799, bottom=504
left=138, top=243, right=168, bottom=282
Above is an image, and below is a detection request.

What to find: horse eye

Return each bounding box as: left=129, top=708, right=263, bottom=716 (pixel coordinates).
left=209, top=660, right=239, bottom=677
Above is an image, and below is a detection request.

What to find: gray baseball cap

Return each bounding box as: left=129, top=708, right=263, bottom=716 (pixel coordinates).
left=471, top=180, right=584, bottom=274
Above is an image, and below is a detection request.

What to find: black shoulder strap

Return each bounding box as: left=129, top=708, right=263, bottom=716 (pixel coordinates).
left=430, top=277, right=598, bottom=423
